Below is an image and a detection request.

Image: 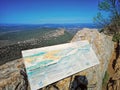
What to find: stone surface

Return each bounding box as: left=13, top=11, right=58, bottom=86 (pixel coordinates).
left=0, top=28, right=114, bottom=90
left=107, top=56, right=120, bottom=90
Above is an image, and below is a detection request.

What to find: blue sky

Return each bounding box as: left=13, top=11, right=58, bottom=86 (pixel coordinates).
left=0, top=0, right=99, bottom=24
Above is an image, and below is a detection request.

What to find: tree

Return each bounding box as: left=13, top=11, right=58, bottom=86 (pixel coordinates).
left=94, top=0, right=120, bottom=35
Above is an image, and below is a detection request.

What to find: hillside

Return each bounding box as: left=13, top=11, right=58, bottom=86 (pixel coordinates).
left=0, top=29, right=73, bottom=65
left=0, top=28, right=72, bottom=47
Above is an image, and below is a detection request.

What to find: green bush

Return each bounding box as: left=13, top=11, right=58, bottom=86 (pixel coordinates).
left=112, top=33, right=120, bottom=42
left=102, top=71, right=109, bottom=86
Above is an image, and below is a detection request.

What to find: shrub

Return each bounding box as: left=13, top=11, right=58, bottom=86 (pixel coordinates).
left=112, top=33, right=120, bottom=42
left=102, top=71, right=109, bottom=86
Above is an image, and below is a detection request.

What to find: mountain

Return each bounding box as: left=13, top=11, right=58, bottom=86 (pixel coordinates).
left=0, top=28, right=114, bottom=90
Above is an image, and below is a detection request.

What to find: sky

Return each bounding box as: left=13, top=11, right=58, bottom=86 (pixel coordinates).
left=0, top=0, right=99, bottom=24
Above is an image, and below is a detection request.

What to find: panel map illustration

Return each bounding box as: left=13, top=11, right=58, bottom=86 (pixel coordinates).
left=22, top=40, right=99, bottom=90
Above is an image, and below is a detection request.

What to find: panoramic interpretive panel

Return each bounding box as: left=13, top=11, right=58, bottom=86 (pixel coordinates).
left=22, top=40, right=99, bottom=90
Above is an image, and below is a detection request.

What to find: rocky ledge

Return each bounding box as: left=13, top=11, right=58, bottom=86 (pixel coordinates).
left=107, top=43, right=120, bottom=90
left=0, top=28, right=114, bottom=90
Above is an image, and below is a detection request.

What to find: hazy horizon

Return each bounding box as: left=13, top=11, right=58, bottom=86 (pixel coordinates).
left=0, top=22, right=95, bottom=25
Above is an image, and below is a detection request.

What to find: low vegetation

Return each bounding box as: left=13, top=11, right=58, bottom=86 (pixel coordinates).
left=102, top=71, right=109, bottom=87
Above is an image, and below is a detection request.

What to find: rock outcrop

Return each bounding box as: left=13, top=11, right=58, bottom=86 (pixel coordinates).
left=107, top=57, right=120, bottom=90
left=0, top=28, right=114, bottom=90
left=107, top=43, right=120, bottom=90
left=43, top=29, right=65, bottom=39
